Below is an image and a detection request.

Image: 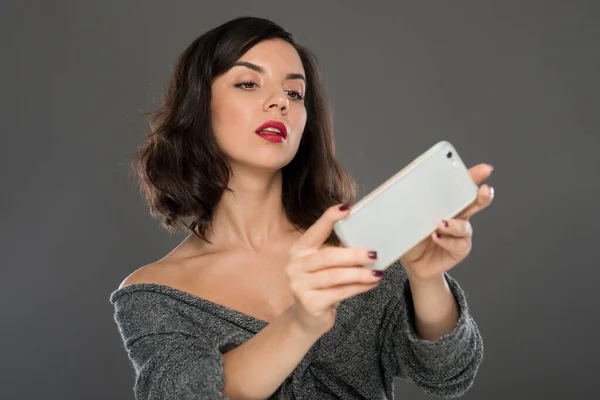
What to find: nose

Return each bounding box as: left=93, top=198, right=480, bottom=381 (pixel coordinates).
left=263, top=90, right=289, bottom=113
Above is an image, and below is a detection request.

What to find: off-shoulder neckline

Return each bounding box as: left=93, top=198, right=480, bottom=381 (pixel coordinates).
left=109, top=261, right=403, bottom=332
left=110, top=282, right=271, bottom=329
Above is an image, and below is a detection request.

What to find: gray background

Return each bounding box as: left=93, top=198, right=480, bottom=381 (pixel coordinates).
left=1, top=0, right=598, bottom=399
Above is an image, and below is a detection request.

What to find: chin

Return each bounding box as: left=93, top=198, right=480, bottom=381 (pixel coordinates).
left=224, top=145, right=298, bottom=172
left=255, top=158, right=294, bottom=172
left=239, top=154, right=295, bottom=172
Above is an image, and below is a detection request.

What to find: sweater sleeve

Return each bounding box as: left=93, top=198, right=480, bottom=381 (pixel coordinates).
left=110, top=288, right=228, bottom=400
left=379, top=267, right=484, bottom=399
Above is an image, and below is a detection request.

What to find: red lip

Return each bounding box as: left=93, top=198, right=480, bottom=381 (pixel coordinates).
left=255, top=120, right=288, bottom=139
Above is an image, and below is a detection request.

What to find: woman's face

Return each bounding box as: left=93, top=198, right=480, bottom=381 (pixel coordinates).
left=211, top=39, right=307, bottom=172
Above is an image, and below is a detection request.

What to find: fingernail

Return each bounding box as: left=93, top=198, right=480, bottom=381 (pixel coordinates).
left=442, top=220, right=449, bottom=228
left=436, top=232, right=442, bottom=238
left=339, top=203, right=351, bottom=211
left=368, top=251, right=378, bottom=259
left=489, top=186, right=495, bottom=198
left=488, top=164, right=494, bottom=171
left=372, top=270, right=384, bottom=277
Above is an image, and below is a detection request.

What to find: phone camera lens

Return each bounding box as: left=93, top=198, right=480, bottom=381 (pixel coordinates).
left=446, top=151, right=453, bottom=158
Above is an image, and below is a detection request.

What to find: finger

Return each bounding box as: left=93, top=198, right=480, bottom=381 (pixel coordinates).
left=457, top=183, right=495, bottom=220
left=307, top=264, right=383, bottom=289
left=437, top=218, right=473, bottom=238
left=431, top=231, right=472, bottom=257
left=292, top=203, right=352, bottom=254
left=468, top=163, right=494, bottom=186
left=303, top=246, right=378, bottom=273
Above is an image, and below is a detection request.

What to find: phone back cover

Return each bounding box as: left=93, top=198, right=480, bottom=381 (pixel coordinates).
left=333, top=141, right=478, bottom=270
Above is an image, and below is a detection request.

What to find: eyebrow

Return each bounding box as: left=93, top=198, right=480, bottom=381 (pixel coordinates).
left=231, top=61, right=306, bottom=83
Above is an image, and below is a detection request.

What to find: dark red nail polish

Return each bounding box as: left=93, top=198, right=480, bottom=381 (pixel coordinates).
left=368, top=251, right=378, bottom=259
left=339, top=203, right=351, bottom=211
left=436, top=232, right=442, bottom=238
left=443, top=220, right=449, bottom=228
left=372, top=270, right=384, bottom=277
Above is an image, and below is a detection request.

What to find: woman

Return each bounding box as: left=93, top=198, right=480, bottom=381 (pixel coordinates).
left=110, top=16, right=494, bottom=400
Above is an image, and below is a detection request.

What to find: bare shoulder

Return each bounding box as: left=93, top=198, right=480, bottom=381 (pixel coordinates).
left=118, top=234, right=212, bottom=290
left=118, top=261, right=181, bottom=290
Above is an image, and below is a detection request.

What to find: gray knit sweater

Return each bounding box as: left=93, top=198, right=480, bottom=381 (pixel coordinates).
left=110, top=261, right=483, bottom=399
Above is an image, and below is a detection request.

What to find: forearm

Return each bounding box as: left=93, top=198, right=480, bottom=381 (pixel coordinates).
left=221, top=306, right=320, bottom=400
left=409, top=273, right=460, bottom=341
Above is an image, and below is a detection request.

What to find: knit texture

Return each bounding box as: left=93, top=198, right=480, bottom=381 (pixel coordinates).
left=110, top=261, right=483, bottom=399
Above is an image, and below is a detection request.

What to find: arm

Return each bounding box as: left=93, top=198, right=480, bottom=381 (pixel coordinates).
left=409, top=272, right=460, bottom=341
left=221, top=306, right=320, bottom=400
left=379, top=266, right=483, bottom=399
left=133, top=306, right=319, bottom=400
left=112, top=289, right=230, bottom=400
left=112, top=287, right=322, bottom=400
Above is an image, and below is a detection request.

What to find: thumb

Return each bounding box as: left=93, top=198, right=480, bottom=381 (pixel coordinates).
left=292, top=203, right=351, bottom=252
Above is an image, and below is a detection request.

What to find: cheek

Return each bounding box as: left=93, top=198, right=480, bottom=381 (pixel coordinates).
left=211, top=96, right=254, bottom=143
left=290, top=107, right=307, bottom=141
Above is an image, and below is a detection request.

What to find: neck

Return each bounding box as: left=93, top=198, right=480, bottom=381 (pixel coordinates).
left=204, top=167, right=297, bottom=251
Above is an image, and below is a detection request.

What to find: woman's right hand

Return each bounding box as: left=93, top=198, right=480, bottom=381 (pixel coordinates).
left=285, top=203, right=383, bottom=337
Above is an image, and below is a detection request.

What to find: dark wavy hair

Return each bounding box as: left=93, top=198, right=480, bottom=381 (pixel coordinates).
left=129, top=16, right=358, bottom=246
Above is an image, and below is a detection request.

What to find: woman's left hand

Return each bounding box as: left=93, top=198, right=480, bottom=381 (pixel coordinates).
left=399, top=163, right=495, bottom=282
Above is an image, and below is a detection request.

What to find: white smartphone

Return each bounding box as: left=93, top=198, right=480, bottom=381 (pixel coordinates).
left=333, top=140, right=478, bottom=271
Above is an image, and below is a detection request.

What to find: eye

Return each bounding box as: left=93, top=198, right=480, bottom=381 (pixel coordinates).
left=286, top=90, right=304, bottom=101
left=235, top=81, right=258, bottom=90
